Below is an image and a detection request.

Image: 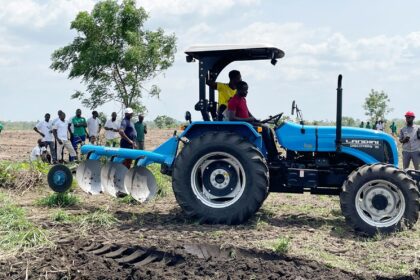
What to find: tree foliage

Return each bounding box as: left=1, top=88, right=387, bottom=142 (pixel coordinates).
left=154, top=115, right=178, bottom=129
left=363, top=89, right=393, bottom=123
left=50, top=0, right=176, bottom=113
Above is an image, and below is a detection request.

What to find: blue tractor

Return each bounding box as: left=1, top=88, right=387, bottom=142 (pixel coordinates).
left=48, top=44, right=419, bottom=236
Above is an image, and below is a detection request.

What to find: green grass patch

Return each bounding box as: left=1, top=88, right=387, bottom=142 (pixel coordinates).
left=36, top=192, right=80, bottom=208
left=51, top=209, right=74, bottom=223
left=0, top=193, right=49, bottom=251
left=271, top=236, right=291, bottom=254
left=79, top=209, right=117, bottom=228
left=148, top=164, right=172, bottom=198
left=116, top=194, right=138, bottom=205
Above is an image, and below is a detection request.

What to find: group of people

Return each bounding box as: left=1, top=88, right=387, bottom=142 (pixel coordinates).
left=30, top=109, right=147, bottom=164
left=359, top=120, right=399, bottom=136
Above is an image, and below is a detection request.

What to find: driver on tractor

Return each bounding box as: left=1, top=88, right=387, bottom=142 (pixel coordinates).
left=206, top=70, right=242, bottom=120
left=227, top=81, right=279, bottom=161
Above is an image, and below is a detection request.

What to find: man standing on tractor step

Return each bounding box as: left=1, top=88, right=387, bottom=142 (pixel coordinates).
left=134, top=115, right=147, bottom=150
left=119, top=108, right=137, bottom=168
left=34, top=113, right=57, bottom=164
left=53, top=111, right=77, bottom=163
left=87, top=111, right=102, bottom=144
left=70, top=109, right=88, bottom=158
left=104, top=112, right=120, bottom=147
left=206, top=70, right=241, bottom=120
left=399, top=111, right=420, bottom=170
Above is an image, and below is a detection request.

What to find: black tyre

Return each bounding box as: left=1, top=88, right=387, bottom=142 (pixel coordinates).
left=340, top=163, right=419, bottom=236
left=172, top=132, right=269, bottom=224
left=47, top=164, right=73, bottom=193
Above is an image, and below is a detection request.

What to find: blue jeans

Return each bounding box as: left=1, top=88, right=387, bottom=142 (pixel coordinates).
left=71, top=135, right=86, bottom=155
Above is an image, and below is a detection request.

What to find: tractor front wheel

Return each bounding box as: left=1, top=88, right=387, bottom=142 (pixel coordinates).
left=172, top=132, right=269, bottom=224
left=340, top=164, right=419, bottom=236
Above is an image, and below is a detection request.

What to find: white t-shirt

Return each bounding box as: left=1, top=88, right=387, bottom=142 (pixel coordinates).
left=53, top=119, right=69, bottom=141
left=87, top=117, right=101, bottom=137
left=376, top=123, right=384, bottom=131
left=35, top=120, right=53, bottom=142
left=30, top=146, right=46, bottom=161
left=104, top=119, right=120, bottom=140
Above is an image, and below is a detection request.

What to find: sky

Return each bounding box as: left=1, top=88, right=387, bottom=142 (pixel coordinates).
left=1, top=0, right=420, bottom=122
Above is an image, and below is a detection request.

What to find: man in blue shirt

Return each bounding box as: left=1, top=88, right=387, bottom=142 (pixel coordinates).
left=119, top=108, right=137, bottom=168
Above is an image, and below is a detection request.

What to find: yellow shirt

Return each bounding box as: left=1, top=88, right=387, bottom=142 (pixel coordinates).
left=217, top=83, right=236, bottom=107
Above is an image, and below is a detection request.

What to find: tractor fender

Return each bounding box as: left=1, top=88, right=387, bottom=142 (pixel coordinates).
left=340, top=146, right=380, bottom=165
left=179, top=121, right=264, bottom=151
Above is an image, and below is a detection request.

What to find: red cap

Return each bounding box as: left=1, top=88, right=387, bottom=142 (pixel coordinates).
left=405, top=111, right=415, bottom=117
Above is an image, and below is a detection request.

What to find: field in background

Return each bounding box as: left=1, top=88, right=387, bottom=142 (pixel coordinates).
left=0, top=129, right=175, bottom=162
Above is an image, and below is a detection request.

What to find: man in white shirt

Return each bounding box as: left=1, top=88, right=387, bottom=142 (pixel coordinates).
left=34, top=113, right=57, bottom=163
left=376, top=120, right=384, bottom=131
left=104, top=112, right=120, bottom=147
left=53, top=111, right=77, bottom=163
left=30, top=139, right=48, bottom=162
left=87, top=111, right=102, bottom=144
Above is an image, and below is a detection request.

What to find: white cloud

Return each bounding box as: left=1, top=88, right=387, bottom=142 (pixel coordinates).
left=0, top=0, right=95, bottom=29
left=224, top=22, right=420, bottom=82
left=140, top=0, right=260, bottom=17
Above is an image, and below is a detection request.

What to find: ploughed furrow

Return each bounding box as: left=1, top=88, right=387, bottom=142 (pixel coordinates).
left=82, top=242, right=185, bottom=268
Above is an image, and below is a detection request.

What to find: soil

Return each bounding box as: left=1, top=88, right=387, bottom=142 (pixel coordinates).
left=0, top=236, right=364, bottom=280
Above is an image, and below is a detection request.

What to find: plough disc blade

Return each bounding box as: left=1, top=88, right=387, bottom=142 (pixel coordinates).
left=124, top=166, right=158, bottom=203
left=101, top=162, right=128, bottom=197
left=75, top=160, right=102, bottom=195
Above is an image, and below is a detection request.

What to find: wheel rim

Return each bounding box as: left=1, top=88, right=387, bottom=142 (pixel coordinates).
left=355, top=179, right=406, bottom=228
left=53, top=170, right=67, bottom=186
left=191, top=152, right=246, bottom=208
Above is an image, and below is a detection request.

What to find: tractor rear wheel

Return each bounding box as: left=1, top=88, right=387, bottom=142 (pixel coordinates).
left=172, top=132, right=269, bottom=224
left=340, top=163, right=419, bottom=236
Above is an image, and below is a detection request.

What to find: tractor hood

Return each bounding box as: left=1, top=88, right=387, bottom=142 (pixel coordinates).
left=275, top=121, right=398, bottom=165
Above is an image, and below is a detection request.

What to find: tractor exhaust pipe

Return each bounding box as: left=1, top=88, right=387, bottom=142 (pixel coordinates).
left=336, top=74, right=343, bottom=152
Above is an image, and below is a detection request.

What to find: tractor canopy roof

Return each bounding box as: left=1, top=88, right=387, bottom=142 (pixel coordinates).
left=185, top=44, right=284, bottom=71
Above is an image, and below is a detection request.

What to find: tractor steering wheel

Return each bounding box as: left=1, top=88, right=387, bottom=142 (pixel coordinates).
left=260, top=112, right=284, bottom=126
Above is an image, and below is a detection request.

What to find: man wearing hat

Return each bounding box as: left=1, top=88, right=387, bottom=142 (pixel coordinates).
left=119, top=108, right=137, bottom=168
left=399, top=111, right=420, bottom=170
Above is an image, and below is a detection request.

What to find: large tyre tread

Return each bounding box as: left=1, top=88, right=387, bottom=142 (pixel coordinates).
left=340, top=164, right=419, bottom=236
left=172, top=132, right=269, bottom=225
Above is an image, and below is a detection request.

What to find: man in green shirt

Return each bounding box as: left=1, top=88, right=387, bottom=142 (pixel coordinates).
left=0, top=122, right=3, bottom=133
left=359, top=121, right=364, bottom=128
left=390, top=121, right=397, bottom=136
left=70, top=109, right=88, bottom=157
left=134, top=115, right=147, bottom=150
left=365, top=121, right=371, bottom=129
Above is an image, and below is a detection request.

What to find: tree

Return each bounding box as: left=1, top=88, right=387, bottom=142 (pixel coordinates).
left=342, top=116, right=356, bottom=127
left=154, top=115, right=177, bottom=129
left=50, top=0, right=176, bottom=113
left=363, top=89, right=393, bottom=123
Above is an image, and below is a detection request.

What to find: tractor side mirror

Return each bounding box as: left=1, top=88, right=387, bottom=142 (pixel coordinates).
left=185, top=111, right=192, bottom=124
left=291, top=100, right=296, bottom=115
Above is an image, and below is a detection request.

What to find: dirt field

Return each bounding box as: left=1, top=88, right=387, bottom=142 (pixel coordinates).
left=0, top=130, right=419, bottom=279
left=0, top=129, right=175, bottom=162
